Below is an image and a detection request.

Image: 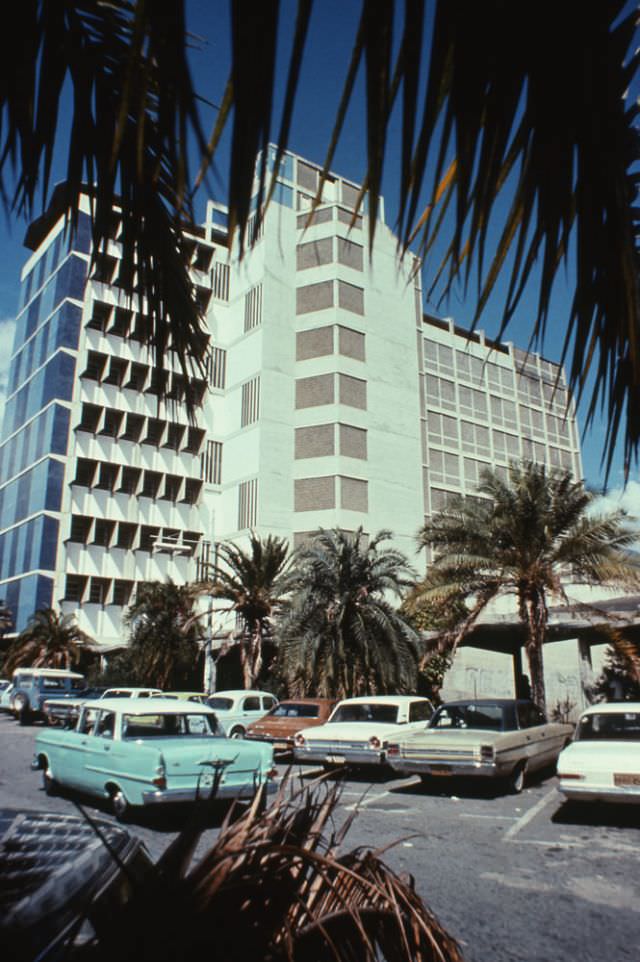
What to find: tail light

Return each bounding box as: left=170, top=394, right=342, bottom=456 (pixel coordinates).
left=266, top=766, right=278, bottom=780
left=368, top=736, right=381, bottom=751
left=152, top=757, right=167, bottom=789
left=386, top=743, right=399, bottom=756
left=295, top=733, right=306, bottom=747
left=479, top=745, right=495, bottom=762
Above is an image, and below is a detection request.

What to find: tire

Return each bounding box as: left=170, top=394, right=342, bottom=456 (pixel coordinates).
left=229, top=726, right=245, bottom=740
left=110, top=787, right=131, bottom=823
left=42, top=766, right=58, bottom=797
left=507, top=762, right=526, bottom=795
left=14, top=694, right=31, bottom=726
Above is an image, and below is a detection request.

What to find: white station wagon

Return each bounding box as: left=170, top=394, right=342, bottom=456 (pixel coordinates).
left=557, top=701, right=640, bottom=804
left=293, top=695, right=434, bottom=768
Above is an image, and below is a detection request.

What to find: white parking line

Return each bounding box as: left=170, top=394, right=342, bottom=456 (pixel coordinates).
left=459, top=814, right=518, bottom=821
left=503, top=789, right=558, bottom=841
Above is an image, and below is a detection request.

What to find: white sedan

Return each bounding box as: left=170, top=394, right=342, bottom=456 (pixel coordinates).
left=293, top=695, right=434, bottom=768
left=557, top=702, right=640, bottom=804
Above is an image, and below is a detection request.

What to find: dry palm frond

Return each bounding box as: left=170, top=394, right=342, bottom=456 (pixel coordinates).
left=78, top=776, right=465, bottom=962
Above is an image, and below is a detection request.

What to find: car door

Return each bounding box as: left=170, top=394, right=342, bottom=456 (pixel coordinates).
left=516, top=703, right=553, bottom=771
left=60, top=706, right=100, bottom=789
left=241, top=695, right=263, bottom=724
left=80, top=709, right=119, bottom=795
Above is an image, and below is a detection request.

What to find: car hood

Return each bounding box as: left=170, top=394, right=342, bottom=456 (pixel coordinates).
left=301, top=721, right=410, bottom=742
left=559, top=740, right=640, bottom=773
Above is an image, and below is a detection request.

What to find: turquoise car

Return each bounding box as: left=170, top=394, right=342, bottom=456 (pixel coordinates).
left=32, top=697, right=277, bottom=821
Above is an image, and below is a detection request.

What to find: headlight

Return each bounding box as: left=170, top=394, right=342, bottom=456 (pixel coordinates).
left=295, top=733, right=306, bottom=747
left=369, top=736, right=381, bottom=750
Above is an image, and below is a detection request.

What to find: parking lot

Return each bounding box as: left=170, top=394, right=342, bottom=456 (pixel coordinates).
left=1, top=713, right=638, bottom=962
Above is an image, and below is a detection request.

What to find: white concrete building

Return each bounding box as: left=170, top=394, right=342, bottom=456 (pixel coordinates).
left=0, top=147, right=584, bottom=659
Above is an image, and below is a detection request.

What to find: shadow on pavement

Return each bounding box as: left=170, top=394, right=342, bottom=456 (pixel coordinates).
left=552, top=799, right=640, bottom=830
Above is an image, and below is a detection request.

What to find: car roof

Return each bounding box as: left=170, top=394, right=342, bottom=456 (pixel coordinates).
left=439, top=699, right=525, bottom=707
left=82, top=697, right=217, bottom=714
left=209, top=690, right=276, bottom=699
left=335, top=695, right=429, bottom=706
left=13, top=668, right=85, bottom=678
left=277, top=697, right=336, bottom=705
left=579, top=701, right=640, bottom=715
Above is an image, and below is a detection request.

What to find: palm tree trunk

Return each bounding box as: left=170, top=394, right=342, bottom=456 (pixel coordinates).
left=519, top=586, right=548, bottom=714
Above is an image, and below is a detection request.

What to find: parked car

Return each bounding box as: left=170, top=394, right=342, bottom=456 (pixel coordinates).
left=32, top=697, right=278, bottom=821
left=205, top=690, right=278, bottom=738
left=386, top=698, right=574, bottom=794
left=246, top=698, right=338, bottom=754
left=150, top=691, right=209, bottom=704
left=557, top=701, right=640, bottom=804
left=293, top=695, right=435, bottom=768
left=9, top=668, right=87, bottom=724
left=0, top=806, right=152, bottom=962
left=42, top=686, right=162, bottom=726
left=0, top=682, right=14, bottom=712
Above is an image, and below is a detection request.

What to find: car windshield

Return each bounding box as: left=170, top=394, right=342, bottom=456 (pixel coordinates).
left=430, top=704, right=506, bottom=731
left=576, top=711, right=640, bottom=741
left=206, top=697, right=234, bottom=711
left=330, top=704, right=399, bottom=724
left=70, top=678, right=87, bottom=690
left=122, top=713, right=219, bottom=738
left=270, top=703, right=320, bottom=718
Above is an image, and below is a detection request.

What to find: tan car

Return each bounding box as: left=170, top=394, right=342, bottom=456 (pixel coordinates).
left=246, top=698, right=338, bottom=755
left=386, top=698, right=573, bottom=794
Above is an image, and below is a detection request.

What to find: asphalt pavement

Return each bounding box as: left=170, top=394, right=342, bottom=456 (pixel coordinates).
left=1, top=713, right=638, bottom=962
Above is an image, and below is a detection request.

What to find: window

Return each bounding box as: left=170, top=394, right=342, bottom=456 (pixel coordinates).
left=163, top=422, right=186, bottom=451
left=425, top=375, right=456, bottom=412
left=143, top=418, right=165, bottom=446
left=213, top=261, right=230, bottom=301
left=93, top=519, right=116, bottom=547
left=486, top=361, right=515, bottom=396
left=409, top=701, right=433, bottom=723
left=493, top=431, right=520, bottom=462
left=456, top=351, right=485, bottom=386
left=429, top=450, right=460, bottom=486
left=112, top=580, right=134, bottom=607
left=192, top=244, right=213, bottom=272
left=118, top=467, right=141, bottom=495
left=64, top=575, right=87, bottom=602
left=463, top=457, right=488, bottom=488
left=458, top=386, right=487, bottom=420
left=82, top=351, right=108, bottom=381
left=517, top=372, right=542, bottom=406
left=201, top=440, right=222, bottom=484
left=337, top=280, right=364, bottom=315
left=99, top=409, right=123, bottom=438
left=238, top=478, right=258, bottom=529
left=129, top=314, right=149, bottom=343
left=124, top=362, right=148, bottom=391
left=116, top=522, right=137, bottom=549
left=427, top=412, right=458, bottom=448
left=140, top=471, right=162, bottom=499
left=145, top=369, right=169, bottom=397
left=103, top=357, right=128, bottom=387
left=88, top=578, right=110, bottom=605
left=490, top=395, right=518, bottom=430
left=87, top=302, right=112, bottom=332
left=161, top=475, right=182, bottom=502
left=519, top=405, right=545, bottom=440
left=139, top=526, right=160, bottom=552
left=182, top=478, right=202, bottom=504
left=241, top=377, right=260, bottom=427
left=121, top=413, right=144, bottom=442
left=91, top=253, right=118, bottom=283
left=460, top=421, right=490, bottom=457
left=109, top=307, right=132, bottom=337
left=95, top=462, right=119, bottom=491
left=207, top=347, right=227, bottom=390
left=69, top=515, right=92, bottom=544
left=168, top=373, right=187, bottom=402
left=77, top=403, right=102, bottom=434
left=244, top=283, right=263, bottom=332
left=297, top=237, right=333, bottom=270
left=242, top=696, right=261, bottom=711
left=73, top=459, right=97, bottom=487
left=424, top=340, right=454, bottom=377
left=183, top=426, right=205, bottom=454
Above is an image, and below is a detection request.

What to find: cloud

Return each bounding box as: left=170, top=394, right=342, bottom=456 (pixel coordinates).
left=0, top=318, right=16, bottom=426
left=592, top=479, right=640, bottom=520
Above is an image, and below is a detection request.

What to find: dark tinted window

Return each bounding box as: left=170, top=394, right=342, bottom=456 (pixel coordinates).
left=271, top=702, right=320, bottom=719
left=330, top=703, right=399, bottom=724
left=430, top=704, right=506, bottom=731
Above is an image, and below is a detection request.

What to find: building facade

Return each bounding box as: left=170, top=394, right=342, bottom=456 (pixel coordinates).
left=0, top=148, right=582, bottom=649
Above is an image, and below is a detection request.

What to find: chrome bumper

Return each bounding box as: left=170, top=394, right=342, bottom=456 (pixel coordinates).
left=293, top=747, right=386, bottom=767
left=387, top=757, right=499, bottom=778
left=559, top=784, right=640, bottom=804
left=141, top=779, right=278, bottom=805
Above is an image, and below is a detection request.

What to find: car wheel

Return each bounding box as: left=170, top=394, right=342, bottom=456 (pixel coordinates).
left=229, top=726, right=245, bottom=739
left=110, top=787, right=131, bottom=822
left=42, top=767, right=58, bottom=797
left=507, top=762, right=526, bottom=795
left=14, top=694, right=31, bottom=725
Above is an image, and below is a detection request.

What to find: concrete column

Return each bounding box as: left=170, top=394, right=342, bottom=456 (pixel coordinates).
left=577, top=635, right=594, bottom=708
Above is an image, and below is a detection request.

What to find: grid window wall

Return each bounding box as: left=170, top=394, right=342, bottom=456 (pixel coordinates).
left=486, top=362, right=515, bottom=396
left=201, top=440, right=222, bottom=484
left=241, top=377, right=260, bottom=427
left=490, top=395, right=518, bottom=431
left=463, top=457, right=489, bottom=489
left=522, top=438, right=547, bottom=465
left=425, top=375, right=456, bottom=412
left=517, top=372, right=543, bottom=406
left=519, top=405, right=545, bottom=440
left=427, top=412, right=458, bottom=448
left=207, top=347, right=227, bottom=389
left=428, top=449, right=460, bottom=486
left=493, top=430, right=520, bottom=462
left=456, top=351, right=485, bottom=386
left=461, top=421, right=490, bottom=457
left=424, top=340, right=454, bottom=378
left=458, top=385, right=487, bottom=420
left=244, top=283, right=263, bottom=332
left=213, top=262, right=230, bottom=301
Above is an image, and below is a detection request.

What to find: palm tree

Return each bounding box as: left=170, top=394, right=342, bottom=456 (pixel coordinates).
left=124, top=580, right=203, bottom=690
left=198, top=534, right=293, bottom=689
left=3, top=3, right=638, bottom=472
left=278, top=528, right=419, bottom=699
left=417, top=463, right=639, bottom=712
left=3, top=608, right=92, bottom=673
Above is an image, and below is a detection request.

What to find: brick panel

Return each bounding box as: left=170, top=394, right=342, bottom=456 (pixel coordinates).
left=339, top=424, right=367, bottom=459
left=296, top=326, right=334, bottom=361
left=338, top=326, right=365, bottom=361
left=295, top=424, right=335, bottom=459
left=338, top=280, right=364, bottom=315
left=340, top=476, right=368, bottom=512
left=337, top=237, right=364, bottom=271
left=296, top=280, right=334, bottom=314
left=338, top=373, right=366, bottom=409
left=294, top=476, right=336, bottom=511
left=297, top=207, right=333, bottom=229
left=297, top=237, right=333, bottom=271
left=295, top=373, right=335, bottom=409
left=337, top=207, right=363, bottom=229
left=297, top=160, right=319, bottom=192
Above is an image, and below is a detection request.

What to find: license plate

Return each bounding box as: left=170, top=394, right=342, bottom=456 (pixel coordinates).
left=614, top=773, right=640, bottom=786
left=325, top=755, right=346, bottom=765
left=429, top=766, right=452, bottom=776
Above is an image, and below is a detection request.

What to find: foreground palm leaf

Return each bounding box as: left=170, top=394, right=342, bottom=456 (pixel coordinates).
left=79, top=777, right=465, bottom=962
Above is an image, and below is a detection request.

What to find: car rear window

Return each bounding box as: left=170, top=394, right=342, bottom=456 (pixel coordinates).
left=271, top=703, right=320, bottom=718
left=122, top=713, right=218, bottom=738
left=330, top=704, right=399, bottom=724
left=430, top=704, right=506, bottom=731
left=576, top=712, right=640, bottom=741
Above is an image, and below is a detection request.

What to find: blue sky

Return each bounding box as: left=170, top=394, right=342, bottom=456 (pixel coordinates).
left=0, top=0, right=637, bottom=510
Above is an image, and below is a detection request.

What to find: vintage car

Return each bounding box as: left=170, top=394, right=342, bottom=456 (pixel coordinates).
left=205, top=689, right=278, bottom=738
left=245, top=698, right=338, bottom=754
left=32, top=697, right=278, bottom=820
left=557, top=701, right=640, bottom=804
left=10, top=668, right=87, bottom=723
left=0, top=682, right=14, bottom=712
left=293, top=695, right=434, bottom=768
left=150, top=691, right=209, bottom=704
left=43, top=685, right=162, bottom=726
left=386, top=698, right=573, bottom=793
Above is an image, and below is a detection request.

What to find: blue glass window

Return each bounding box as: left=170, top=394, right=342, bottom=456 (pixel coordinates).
left=273, top=182, right=294, bottom=208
